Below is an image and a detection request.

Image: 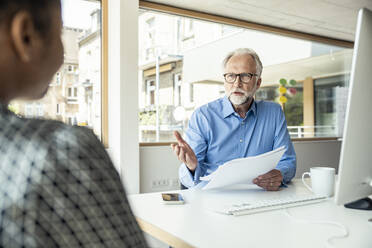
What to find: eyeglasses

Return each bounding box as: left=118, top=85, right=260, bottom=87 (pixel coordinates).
left=223, top=73, right=258, bottom=84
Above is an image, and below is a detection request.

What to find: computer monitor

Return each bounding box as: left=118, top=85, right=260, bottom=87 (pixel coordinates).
left=335, top=8, right=372, bottom=210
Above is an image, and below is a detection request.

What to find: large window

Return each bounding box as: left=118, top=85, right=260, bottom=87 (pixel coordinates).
left=9, top=0, right=103, bottom=140
left=138, top=9, right=352, bottom=142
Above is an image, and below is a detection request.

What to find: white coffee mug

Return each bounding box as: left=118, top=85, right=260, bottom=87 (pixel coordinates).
left=302, top=167, right=335, bottom=197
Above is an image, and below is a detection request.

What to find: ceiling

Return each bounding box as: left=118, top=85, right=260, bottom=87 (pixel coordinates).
left=146, top=0, right=372, bottom=42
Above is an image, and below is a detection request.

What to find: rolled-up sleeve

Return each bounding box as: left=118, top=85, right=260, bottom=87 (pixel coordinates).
left=179, top=109, right=209, bottom=188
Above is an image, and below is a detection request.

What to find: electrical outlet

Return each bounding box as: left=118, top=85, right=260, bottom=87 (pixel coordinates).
left=151, top=179, right=170, bottom=188
left=161, top=179, right=169, bottom=187
left=171, top=178, right=180, bottom=187
left=151, top=180, right=157, bottom=188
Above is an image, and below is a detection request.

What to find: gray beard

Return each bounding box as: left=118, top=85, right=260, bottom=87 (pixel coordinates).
left=226, top=81, right=257, bottom=106
left=229, top=94, right=252, bottom=106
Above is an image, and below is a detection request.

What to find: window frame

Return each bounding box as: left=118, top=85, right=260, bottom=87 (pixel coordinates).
left=25, top=103, right=34, bottom=118
left=56, top=72, right=61, bottom=85
left=36, top=103, right=44, bottom=117
left=56, top=103, right=61, bottom=115
left=101, top=0, right=108, bottom=148
left=173, top=73, right=182, bottom=106
left=146, top=80, right=156, bottom=106
left=137, top=0, right=353, bottom=146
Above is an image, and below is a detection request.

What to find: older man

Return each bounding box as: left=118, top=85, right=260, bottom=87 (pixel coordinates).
left=172, top=48, right=296, bottom=190
left=0, top=0, right=147, bottom=247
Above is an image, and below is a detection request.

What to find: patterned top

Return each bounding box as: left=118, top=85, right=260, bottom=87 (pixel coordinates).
left=0, top=104, right=147, bottom=247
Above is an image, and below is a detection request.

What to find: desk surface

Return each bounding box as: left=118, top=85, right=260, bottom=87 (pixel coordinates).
left=129, top=180, right=372, bottom=248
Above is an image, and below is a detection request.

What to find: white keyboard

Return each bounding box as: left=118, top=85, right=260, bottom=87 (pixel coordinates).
left=214, top=195, right=327, bottom=216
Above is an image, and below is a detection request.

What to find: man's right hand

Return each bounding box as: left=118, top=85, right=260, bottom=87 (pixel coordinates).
left=171, top=131, right=198, bottom=172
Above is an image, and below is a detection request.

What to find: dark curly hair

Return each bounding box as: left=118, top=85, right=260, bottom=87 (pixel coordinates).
left=0, top=0, right=60, bottom=36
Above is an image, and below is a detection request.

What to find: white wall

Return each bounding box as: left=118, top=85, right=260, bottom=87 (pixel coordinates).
left=139, top=140, right=341, bottom=193
left=140, top=146, right=180, bottom=193
left=292, top=140, right=341, bottom=177
left=108, top=0, right=140, bottom=194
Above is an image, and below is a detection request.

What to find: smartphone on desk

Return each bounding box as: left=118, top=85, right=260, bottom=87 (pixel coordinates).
left=161, top=193, right=185, bottom=205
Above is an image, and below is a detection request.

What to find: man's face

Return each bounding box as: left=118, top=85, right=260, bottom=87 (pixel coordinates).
left=224, top=54, right=261, bottom=106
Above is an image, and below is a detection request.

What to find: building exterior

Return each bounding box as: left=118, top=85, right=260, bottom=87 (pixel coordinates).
left=78, top=9, right=102, bottom=140
left=138, top=11, right=241, bottom=141
left=11, top=27, right=82, bottom=124
left=9, top=8, right=102, bottom=140
left=139, top=57, right=183, bottom=142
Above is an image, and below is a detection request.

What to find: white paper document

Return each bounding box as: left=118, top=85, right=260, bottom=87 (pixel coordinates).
left=200, top=146, right=286, bottom=190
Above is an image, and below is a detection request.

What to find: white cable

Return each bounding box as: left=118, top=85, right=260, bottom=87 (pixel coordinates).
left=283, top=208, right=349, bottom=248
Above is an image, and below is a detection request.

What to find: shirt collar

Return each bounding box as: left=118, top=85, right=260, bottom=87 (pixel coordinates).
left=222, top=95, right=257, bottom=118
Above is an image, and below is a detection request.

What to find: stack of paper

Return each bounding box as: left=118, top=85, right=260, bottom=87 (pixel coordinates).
left=200, top=146, right=286, bottom=190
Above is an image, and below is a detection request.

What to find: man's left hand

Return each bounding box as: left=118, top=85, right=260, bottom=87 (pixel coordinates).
left=253, top=169, right=283, bottom=191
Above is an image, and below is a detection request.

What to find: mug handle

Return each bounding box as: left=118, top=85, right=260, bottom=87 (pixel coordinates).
left=302, top=172, right=313, bottom=192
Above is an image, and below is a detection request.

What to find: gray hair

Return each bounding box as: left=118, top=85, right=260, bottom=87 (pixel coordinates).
left=222, top=48, right=263, bottom=77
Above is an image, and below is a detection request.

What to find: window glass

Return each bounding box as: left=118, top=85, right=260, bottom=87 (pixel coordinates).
left=284, top=85, right=304, bottom=137
left=314, top=75, right=349, bottom=137
left=138, top=10, right=352, bottom=142
left=9, top=0, right=102, bottom=138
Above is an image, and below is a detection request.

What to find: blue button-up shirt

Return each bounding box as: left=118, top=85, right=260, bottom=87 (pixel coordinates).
left=179, top=96, right=296, bottom=188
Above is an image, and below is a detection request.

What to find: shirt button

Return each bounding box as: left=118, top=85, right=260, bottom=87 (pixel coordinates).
left=240, top=139, right=243, bottom=143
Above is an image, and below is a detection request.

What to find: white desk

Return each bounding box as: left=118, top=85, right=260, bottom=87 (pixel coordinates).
left=129, top=179, right=372, bottom=248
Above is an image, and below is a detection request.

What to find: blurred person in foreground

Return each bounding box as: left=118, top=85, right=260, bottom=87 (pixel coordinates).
left=0, top=0, right=147, bottom=247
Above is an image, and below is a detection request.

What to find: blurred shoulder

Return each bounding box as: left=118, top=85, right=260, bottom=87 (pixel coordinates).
left=27, top=117, right=97, bottom=141
left=11, top=116, right=104, bottom=156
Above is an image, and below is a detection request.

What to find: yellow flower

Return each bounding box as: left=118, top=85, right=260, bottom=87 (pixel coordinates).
left=279, top=95, right=287, bottom=103
left=279, top=86, right=287, bottom=94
